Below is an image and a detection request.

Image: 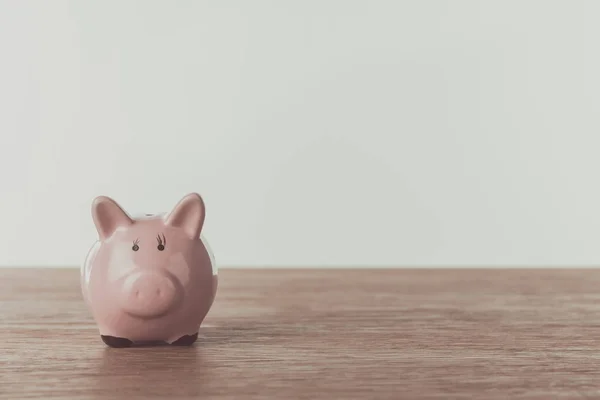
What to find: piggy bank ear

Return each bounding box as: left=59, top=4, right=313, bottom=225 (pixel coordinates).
left=164, top=193, right=205, bottom=239
left=91, top=196, right=133, bottom=240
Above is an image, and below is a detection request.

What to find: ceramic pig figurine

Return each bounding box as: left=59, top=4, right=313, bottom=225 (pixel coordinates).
left=81, top=193, right=217, bottom=347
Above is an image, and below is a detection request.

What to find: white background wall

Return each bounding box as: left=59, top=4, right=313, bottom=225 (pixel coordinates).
left=0, top=0, right=598, bottom=267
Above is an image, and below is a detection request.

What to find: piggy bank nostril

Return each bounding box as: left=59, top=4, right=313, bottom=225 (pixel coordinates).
left=120, top=272, right=179, bottom=318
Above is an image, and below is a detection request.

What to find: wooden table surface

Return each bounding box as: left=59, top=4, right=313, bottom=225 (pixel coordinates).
left=1, top=268, right=599, bottom=399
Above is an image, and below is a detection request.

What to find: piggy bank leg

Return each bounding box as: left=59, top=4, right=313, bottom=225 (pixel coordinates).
left=170, top=332, right=198, bottom=346
left=101, top=335, right=133, bottom=348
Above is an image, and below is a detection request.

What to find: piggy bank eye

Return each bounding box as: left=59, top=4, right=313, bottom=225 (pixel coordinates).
left=132, top=239, right=140, bottom=252
left=157, top=234, right=166, bottom=251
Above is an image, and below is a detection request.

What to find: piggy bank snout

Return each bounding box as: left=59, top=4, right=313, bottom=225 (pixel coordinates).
left=120, top=271, right=178, bottom=318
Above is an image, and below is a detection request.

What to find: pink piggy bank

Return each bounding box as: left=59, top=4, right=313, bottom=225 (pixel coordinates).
left=81, top=193, right=217, bottom=347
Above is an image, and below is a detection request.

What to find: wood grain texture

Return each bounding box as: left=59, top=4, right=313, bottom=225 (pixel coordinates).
left=1, top=268, right=599, bottom=399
